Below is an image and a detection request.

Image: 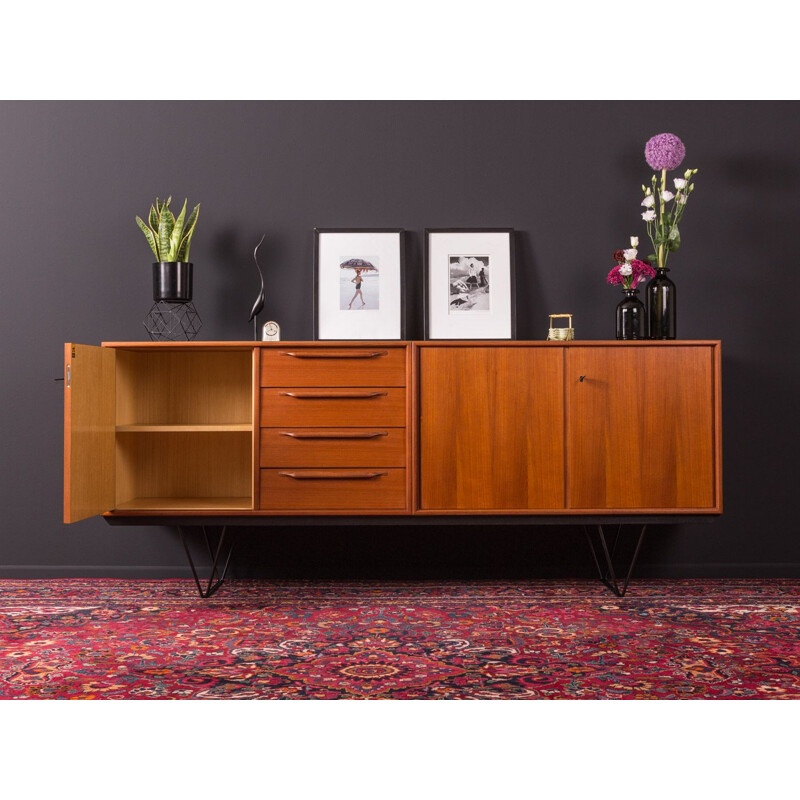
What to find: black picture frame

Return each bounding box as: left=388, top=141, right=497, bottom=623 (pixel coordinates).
left=313, top=228, right=406, bottom=341
left=423, top=228, right=516, bottom=340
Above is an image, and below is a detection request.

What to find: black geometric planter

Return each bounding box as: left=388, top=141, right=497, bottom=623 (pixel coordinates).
left=153, top=261, right=193, bottom=303
left=143, top=301, right=202, bottom=341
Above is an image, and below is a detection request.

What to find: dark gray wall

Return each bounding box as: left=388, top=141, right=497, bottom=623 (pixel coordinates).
left=0, top=101, right=797, bottom=578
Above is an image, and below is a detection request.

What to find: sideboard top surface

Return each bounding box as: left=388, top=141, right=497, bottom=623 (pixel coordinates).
left=100, top=340, right=722, bottom=349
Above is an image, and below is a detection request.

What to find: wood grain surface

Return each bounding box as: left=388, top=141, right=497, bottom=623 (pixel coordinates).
left=419, top=347, right=564, bottom=510
left=260, top=346, right=407, bottom=387
left=63, top=344, right=116, bottom=522
left=115, top=431, right=252, bottom=508
left=116, top=349, right=252, bottom=425
left=260, top=388, right=406, bottom=427
left=566, top=346, right=716, bottom=509
left=65, top=340, right=720, bottom=519
left=259, top=468, right=407, bottom=510
left=260, top=428, right=405, bottom=468
left=115, top=497, right=251, bottom=511
left=115, top=424, right=252, bottom=433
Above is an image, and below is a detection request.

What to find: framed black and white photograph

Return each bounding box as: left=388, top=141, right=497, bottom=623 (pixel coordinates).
left=424, top=228, right=516, bottom=339
left=314, top=228, right=405, bottom=340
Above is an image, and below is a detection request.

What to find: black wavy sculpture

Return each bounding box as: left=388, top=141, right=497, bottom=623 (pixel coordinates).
left=249, top=234, right=266, bottom=340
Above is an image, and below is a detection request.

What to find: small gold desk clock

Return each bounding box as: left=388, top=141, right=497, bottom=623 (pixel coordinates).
left=262, top=321, right=281, bottom=341
left=547, top=314, right=575, bottom=341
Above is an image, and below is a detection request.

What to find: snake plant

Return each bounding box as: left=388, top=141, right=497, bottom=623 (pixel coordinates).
left=136, top=196, right=200, bottom=262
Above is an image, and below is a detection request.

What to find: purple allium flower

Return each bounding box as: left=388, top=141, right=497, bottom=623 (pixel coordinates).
left=645, top=133, right=686, bottom=171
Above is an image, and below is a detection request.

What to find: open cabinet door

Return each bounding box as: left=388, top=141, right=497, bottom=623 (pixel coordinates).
left=64, top=343, right=116, bottom=522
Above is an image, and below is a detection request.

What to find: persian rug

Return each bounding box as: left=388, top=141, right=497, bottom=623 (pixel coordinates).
left=0, top=579, right=798, bottom=699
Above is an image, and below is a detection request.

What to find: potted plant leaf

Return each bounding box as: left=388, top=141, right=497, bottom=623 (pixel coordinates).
left=136, top=197, right=200, bottom=303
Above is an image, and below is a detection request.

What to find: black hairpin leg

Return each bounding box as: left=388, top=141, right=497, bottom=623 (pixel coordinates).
left=584, top=524, right=647, bottom=597
left=177, top=526, right=235, bottom=598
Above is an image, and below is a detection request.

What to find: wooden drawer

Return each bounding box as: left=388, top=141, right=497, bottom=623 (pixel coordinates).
left=260, top=388, right=406, bottom=427
left=260, top=427, right=406, bottom=468
left=260, top=468, right=406, bottom=510
left=260, top=347, right=407, bottom=387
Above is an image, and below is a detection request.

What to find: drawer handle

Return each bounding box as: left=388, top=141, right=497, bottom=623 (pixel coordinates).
left=280, top=350, right=388, bottom=359
left=279, top=431, right=388, bottom=439
left=278, top=470, right=388, bottom=480
left=278, top=391, right=388, bottom=399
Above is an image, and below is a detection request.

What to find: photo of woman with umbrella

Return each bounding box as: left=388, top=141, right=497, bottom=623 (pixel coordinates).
left=315, top=228, right=404, bottom=340
left=348, top=268, right=365, bottom=308
left=340, top=257, right=379, bottom=310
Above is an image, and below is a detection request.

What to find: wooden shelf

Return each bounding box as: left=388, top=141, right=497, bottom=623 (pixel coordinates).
left=115, top=497, right=252, bottom=511
left=116, top=424, right=252, bottom=433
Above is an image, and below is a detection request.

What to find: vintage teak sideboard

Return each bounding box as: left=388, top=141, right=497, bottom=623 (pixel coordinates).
left=63, top=340, right=722, bottom=595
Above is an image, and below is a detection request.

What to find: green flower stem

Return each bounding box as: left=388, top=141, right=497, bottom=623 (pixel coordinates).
left=658, top=168, right=667, bottom=268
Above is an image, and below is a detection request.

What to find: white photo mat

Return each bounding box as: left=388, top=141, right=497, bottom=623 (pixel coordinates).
left=315, top=230, right=404, bottom=340
left=426, top=230, right=514, bottom=339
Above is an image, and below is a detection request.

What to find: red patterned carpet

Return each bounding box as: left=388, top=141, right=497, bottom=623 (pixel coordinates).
left=0, top=579, right=798, bottom=699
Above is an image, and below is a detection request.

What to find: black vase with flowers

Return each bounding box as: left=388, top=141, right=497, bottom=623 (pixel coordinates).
left=607, top=243, right=655, bottom=340
left=640, top=132, right=700, bottom=340
left=647, top=267, right=676, bottom=339
left=616, top=289, right=647, bottom=339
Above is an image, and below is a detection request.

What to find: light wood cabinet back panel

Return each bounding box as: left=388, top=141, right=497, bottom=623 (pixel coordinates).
left=420, top=347, right=564, bottom=510
left=260, top=347, right=407, bottom=387
left=566, top=346, right=716, bottom=509
left=116, top=431, right=252, bottom=505
left=116, top=350, right=253, bottom=425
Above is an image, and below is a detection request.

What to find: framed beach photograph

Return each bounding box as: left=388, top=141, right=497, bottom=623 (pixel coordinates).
left=313, top=228, right=406, bottom=340
left=424, top=228, right=516, bottom=339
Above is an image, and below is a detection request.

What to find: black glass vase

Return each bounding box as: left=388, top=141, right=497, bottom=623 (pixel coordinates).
left=647, top=267, right=676, bottom=339
left=616, top=288, right=646, bottom=340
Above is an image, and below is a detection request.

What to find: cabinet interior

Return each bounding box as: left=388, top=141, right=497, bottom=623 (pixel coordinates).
left=114, top=349, right=254, bottom=510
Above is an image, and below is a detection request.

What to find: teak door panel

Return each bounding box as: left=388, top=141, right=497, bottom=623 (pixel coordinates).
left=420, top=347, right=564, bottom=510
left=566, top=346, right=717, bottom=509
left=260, top=347, right=406, bottom=387
left=63, top=343, right=116, bottom=522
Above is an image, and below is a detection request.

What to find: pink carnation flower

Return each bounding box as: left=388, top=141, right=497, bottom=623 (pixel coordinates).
left=606, top=265, right=626, bottom=286
left=630, top=259, right=656, bottom=287
left=607, top=259, right=655, bottom=288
